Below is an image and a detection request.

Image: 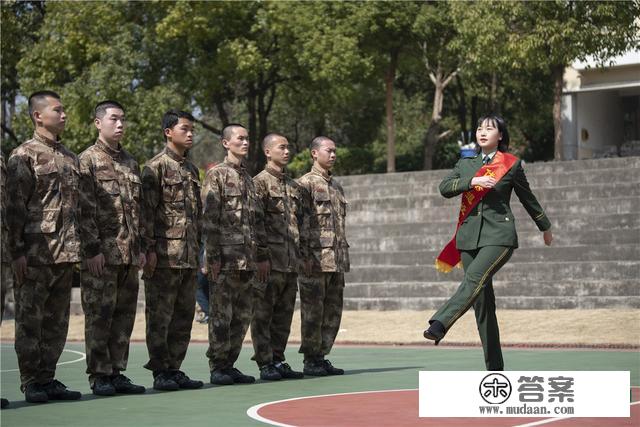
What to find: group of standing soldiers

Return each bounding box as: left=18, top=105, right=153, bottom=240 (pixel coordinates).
left=0, top=90, right=350, bottom=405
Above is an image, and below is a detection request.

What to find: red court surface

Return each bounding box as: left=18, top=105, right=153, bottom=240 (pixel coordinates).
left=248, top=387, right=640, bottom=427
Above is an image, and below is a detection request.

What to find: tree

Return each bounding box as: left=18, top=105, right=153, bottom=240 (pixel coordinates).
left=452, top=0, right=640, bottom=160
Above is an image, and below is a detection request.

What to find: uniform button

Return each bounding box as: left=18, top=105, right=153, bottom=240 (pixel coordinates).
left=505, top=217, right=510, bottom=221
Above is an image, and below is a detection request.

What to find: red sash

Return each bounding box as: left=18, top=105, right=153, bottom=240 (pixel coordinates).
left=435, top=151, right=518, bottom=273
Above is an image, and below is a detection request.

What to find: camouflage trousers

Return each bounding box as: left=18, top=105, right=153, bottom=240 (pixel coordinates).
left=81, top=264, right=139, bottom=383
left=298, top=272, right=344, bottom=360
left=144, top=268, right=196, bottom=372
left=250, top=271, right=297, bottom=367
left=206, top=270, right=254, bottom=371
left=14, top=263, right=73, bottom=390
left=1, top=262, right=11, bottom=322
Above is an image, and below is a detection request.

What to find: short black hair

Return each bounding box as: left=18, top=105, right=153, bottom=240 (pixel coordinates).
left=476, top=114, right=510, bottom=153
left=221, top=123, right=246, bottom=142
left=261, top=132, right=287, bottom=151
left=162, top=109, right=194, bottom=141
left=28, top=90, right=61, bottom=123
left=95, top=100, right=125, bottom=119
left=310, top=136, right=333, bottom=151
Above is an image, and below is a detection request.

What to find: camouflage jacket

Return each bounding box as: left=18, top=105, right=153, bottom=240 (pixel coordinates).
left=141, top=147, right=201, bottom=269
left=1, top=154, right=8, bottom=264
left=6, top=132, right=81, bottom=265
left=297, top=165, right=349, bottom=273
left=201, top=157, right=268, bottom=272
left=78, top=139, right=142, bottom=265
left=254, top=165, right=309, bottom=273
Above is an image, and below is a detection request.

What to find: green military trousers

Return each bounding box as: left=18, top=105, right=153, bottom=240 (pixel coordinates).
left=14, top=263, right=73, bottom=390
left=81, top=264, right=139, bottom=384
left=431, top=245, right=513, bottom=371
left=298, top=272, right=344, bottom=361
left=251, top=271, right=298, bottom=367
left=144, top=268, right=197, bottom=372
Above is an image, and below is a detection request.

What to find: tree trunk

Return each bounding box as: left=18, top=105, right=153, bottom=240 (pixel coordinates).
left=385, top=48, right=399, bottom=173
left=455, top=76, right=468, bottom=144
left=552, top=64, right=564, bottom=160
left=423, top=120, right=440, bottom=170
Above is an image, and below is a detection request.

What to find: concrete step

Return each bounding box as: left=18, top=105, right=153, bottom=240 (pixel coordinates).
left=348, top=213, right=639, bottom=239
left=343, top=280, right=639, bottom=299
left=347, top=197, right=640, bottom=224
left=348, top=229, right=640, bottom=252
left=343, top=295, right=640, bottom=310
left=347, top=182, right=640, bottom=207
left=345, top=261, right=639, bottom=283
left=350, top=245, right=640, bottom=266
left=338, top=156, right=640, bottom=188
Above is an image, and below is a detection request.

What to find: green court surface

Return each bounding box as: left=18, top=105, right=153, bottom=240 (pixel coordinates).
left=1, top=342, right=638, bottom=426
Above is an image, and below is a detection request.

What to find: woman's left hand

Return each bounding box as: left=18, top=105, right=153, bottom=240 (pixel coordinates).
left=543, top=230, right=553, bottom=246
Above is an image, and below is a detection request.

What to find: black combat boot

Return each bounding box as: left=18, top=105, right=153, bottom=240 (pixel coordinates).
left=152, top=370, right=179, bottom=391
left=274, top=362, right=304, bottom=379
left=24, top=383, right=48, bottom=403
left=210, top=369, right=234, bottom=385
left=303, top=359, right=328, bottom=377
left=225, top=367, right=255, bottom=384
left=171, top=370, right=203, bottom=389
left=91, top=376, right=116, bottom=396
left=259, top=364, right=282, bottom=381
left=321, top=359, right=344, bottom=375
left=0, top=397, right=8, bottom=409
left=111, top=374, right=146, bottom=394
left=43, top=380, right=81, bottom=400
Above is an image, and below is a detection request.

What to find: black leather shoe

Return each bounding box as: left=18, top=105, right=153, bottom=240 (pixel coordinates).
left=92, top=376, right=116, bottom=396
left=210, top=369, right=234, bottom=385
left=171, top=370, right=203, bottom=389
left=0, top=398, right=8, bottom=409
left=152, top=371, right=179, bottom=391
left=303, top=360, right=328, bottom=377
left=225, top=367, right=255, bottom=384
left=24, top=383, right=48, bottom=403
left=43, top=380, right=81, bottom=400
left=274, top=362, right=304, bottom=379
left=111, top=374, right=145, bottom=394
left=423, top=320, right=445, bottom=345
left=259, top=364, right=282, bottom=381
left=322, top=359, right=344, bottom=375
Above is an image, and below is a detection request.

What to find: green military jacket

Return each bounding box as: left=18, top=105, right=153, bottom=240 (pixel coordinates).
left=141, top=147, right=202, bottom=269
left=78, top=139, right=142, bottom=265
left=7, top=132, right=82, bottom=265
left=439, top=154, right=551, bottom=250
left=297, top=165, right=350, bottom=273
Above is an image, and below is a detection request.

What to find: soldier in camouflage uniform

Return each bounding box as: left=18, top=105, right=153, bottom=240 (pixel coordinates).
left=141, top=110, right=203, bottom=391
left=250, top=133, right=306, bottom=381
left=1, top=154, right=10, bottom=409
left=296, top=136, right=350, bottom=376
left=78, top=101, right=146, bottom=396
left=202, top=124, right=268, bottom=385
left=6, top=91, right=82, bottom=402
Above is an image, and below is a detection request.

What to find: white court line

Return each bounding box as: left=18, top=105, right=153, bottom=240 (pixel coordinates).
left=0, top=344, right=86, bottom=373
left=247, top=388, right=416, bottom=427
left=513, top=386, right=640, bottom=427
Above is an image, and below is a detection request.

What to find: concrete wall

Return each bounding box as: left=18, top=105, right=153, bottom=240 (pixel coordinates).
left=575, top=90, right=624, bottom=158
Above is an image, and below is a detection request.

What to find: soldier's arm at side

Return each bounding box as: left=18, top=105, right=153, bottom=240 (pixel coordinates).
left=6, top=152, right=34, bottom=261
left=253, top=177, right=270, bottom=264
left=78, top=154, right=102, bottom=258
left=512, top=161, right=551, bottom=232
left=439, top=159, right=474, bottom=199
left=297, top=183, right=311, bottom=269
left=201, top=169, right=223, bottom=276
left=141, top=164, right=160, bottom=252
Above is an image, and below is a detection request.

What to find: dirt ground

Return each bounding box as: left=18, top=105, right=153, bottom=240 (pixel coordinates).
left=1, top=309, right=638, bottom=347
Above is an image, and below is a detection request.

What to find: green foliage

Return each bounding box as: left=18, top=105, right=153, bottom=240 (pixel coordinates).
left=2, top=0, right=638, bottom=172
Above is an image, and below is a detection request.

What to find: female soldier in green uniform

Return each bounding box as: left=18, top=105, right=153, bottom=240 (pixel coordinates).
left=424, top=115, right=553, bottom=371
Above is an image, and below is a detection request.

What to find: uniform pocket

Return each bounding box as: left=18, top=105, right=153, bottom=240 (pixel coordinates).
left=162, top=175, right=185, bottom=202
left=96, top=169, right=121, bottom=196
left=128, top=173, right=142, bottom=200
left=24, top=208, right=60, bottom=234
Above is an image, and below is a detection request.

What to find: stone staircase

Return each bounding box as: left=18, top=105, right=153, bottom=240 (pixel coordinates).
left=340, top=156, right=640, bottom=310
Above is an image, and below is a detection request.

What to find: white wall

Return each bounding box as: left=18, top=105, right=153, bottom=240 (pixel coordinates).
left=575, top=91, right=624, bottom=158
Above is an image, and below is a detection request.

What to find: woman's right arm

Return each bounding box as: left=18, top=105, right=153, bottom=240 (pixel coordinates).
left=439, top=159, right=474, bottom=199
